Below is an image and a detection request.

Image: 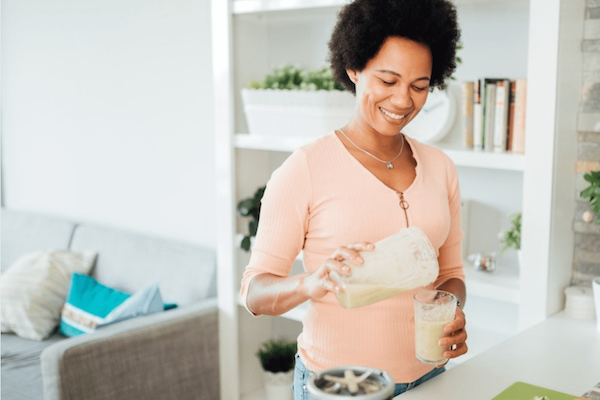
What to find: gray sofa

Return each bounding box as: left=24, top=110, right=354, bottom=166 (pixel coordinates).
left=1, top=208, right=220, bottom=400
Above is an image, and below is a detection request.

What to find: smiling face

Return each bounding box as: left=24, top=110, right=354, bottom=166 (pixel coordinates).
left=347, top=36, right=433, bottom=138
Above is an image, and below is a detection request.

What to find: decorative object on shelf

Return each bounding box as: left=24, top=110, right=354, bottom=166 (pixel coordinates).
left=467, top=252, right=496, bottom=273
left=564, top=286, right=595, bottom=320
left=403, top=43, right=462, bottom=144
left=581, top=166, right=600, bottom=224
left=249, top=64, right=345, bottom=91
left=402, top=85, right=458, bottom=143
left=256, top=338, right=297, bottom=400
left=499, top=212, right=521, bottom=255
left=242, top=64, right=355, bottom=138
left=237, top=186, right=265, bottom=251
left=583, top=210, right=595, bottom=223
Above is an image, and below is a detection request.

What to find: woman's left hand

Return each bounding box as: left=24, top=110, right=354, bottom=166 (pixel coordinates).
left=438, top=307, right=468, bottom=366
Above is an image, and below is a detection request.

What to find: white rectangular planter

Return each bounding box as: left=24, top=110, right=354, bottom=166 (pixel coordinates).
left=241, top=88, right=355, bottom=138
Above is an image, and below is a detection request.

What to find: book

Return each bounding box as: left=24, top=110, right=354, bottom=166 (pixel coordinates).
left=493, top=79, right=510, bottom=152
left=478, top=78, right=508, bottom=151
left=484, top=82, right=496, bottom=151
left=506, top=81, right=516, bottom=151
left=511, top=78, right=527, bottom=153
left=461, top=82, right=474, bottom=148
left=473, top=80, right=483, bottom=150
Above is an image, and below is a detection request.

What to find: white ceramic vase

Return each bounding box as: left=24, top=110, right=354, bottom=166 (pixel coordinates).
left=264, top=370, right=294, bottom=400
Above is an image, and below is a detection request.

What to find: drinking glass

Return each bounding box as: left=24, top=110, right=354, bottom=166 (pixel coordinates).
left=414, top=289, right=457, bottom=365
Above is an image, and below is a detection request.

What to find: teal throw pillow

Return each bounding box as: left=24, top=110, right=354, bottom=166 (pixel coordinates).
left=59, top=273, right=166, bottom=337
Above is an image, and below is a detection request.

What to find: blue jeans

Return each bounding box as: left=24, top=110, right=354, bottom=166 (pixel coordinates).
left=292, top=353, right=446, bottom=399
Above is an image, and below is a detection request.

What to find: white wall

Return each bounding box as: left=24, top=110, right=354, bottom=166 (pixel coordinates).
left=1, top=0, right=216, bottom=247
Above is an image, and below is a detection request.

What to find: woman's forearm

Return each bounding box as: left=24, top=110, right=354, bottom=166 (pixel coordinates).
left=246, top=272, right=312, bottom=316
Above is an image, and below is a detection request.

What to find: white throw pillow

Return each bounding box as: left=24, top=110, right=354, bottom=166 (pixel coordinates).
left=0, top=250, right=97, bottom=341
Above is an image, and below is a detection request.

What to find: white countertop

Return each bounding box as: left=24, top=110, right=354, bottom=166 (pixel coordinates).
left=397, top=312, right=600, bottom=399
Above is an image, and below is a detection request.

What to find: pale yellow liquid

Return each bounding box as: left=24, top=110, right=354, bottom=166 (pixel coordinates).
left=335, top=283, right=408, bottom=309
left=415, top=318, right=452, bottom=364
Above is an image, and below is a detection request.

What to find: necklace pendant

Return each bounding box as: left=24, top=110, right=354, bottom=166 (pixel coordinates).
left=387, top=162, right=393, bottom=169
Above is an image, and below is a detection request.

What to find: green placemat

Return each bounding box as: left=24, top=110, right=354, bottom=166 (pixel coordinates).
left=491, top=382, right=578, bottom=400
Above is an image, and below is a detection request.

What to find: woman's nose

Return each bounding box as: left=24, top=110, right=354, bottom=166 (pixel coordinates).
left=390, top=85, right=413, bottom=108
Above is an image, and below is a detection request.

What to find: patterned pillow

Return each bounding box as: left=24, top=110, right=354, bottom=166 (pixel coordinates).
left=59, top=273, right=165, bottom=337
left=0, top=250, right=97, bottom=341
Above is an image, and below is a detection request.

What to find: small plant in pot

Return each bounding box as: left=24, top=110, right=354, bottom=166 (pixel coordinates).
left=581, top=166, right=600, bottom=224
left=237, top=186, right=265, bottom=251
left=257, top=338, right=297, bottom=400
left=249, top=64, right=346, bottom=91
left=241, top=64, right=354, bottom=138
left=499, top=212, right=522, bottom=267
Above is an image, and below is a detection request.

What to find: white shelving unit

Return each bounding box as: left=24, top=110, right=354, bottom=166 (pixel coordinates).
left=212, top=0, right=584, bottom=398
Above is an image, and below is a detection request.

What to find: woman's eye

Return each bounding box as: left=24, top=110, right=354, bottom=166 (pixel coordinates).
left=380, top=79, right=395, bottom=86
left=413, top=86, right=428, bottom=92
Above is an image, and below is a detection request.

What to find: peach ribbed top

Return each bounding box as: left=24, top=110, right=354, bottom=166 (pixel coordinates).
left=240, top=132, right=465, bottom=383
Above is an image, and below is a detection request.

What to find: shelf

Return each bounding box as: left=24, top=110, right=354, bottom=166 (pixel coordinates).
left=235, top=133, right=525, bottom=171
left=444, top=148, right=525, bottom=171
left=232, top=0, right=528, bottom=14
left=463, top=260, right=521, bottom=304
left=233, top=0, right=348, bottom=14
left=234, top=133, right=309, bottom=152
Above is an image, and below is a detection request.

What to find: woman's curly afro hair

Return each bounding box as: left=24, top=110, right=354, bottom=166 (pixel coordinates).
left=328, top=0, right=461, bottom=94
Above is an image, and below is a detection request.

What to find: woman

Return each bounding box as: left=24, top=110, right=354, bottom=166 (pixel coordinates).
left=240, top=0, right=467, bottom=397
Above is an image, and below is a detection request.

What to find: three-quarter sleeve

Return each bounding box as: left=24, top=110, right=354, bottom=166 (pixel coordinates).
left=239, top=149, right=312, bottom=315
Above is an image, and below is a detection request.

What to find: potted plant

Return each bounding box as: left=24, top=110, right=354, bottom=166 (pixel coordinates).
left=499, top=212, right=522, bottom=267
left=256, top=338, right=297, bottom=400
left=581, top=166, right=600, bottom=224
left=237, top=186, right=266, bottom=251
left=241, top=64, right=355, bottom=138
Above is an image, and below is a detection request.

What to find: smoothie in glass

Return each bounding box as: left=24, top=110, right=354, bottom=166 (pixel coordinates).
left=414, top=289, right=457, bottom=365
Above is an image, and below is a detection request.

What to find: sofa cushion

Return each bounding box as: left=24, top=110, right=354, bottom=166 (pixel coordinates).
left=1, top=332, right=64, bottom=400
left=1, top=209, right=77, bottom=273
left=69, top=224, right=217, bottom=306
left=0, top=250, right=97, bottom=341
left=59, top=273, right=164, bottom=337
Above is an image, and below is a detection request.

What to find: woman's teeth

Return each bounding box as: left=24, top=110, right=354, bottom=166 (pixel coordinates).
left=381, top=108, right=406, bottom=120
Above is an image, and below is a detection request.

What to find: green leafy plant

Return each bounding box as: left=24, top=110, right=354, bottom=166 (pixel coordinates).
left=249, top=64, right=345, bottom=91
left=581, top=167, right=600, bottom=224
left=500, top=212, right=521, bottom=254
left=256, top=338, right=297, bottom=373
left=450, top=44, right=463, bottom=82
left=237, top=186, right=266, bottom=251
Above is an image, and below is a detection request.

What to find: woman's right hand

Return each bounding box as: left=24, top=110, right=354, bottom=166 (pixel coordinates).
left=302, top=242, right=375, bottom=300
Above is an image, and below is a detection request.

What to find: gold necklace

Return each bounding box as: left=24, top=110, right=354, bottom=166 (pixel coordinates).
left=338, top=128, right=405, bottom=170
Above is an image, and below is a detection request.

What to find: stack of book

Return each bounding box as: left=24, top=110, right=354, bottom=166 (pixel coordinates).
left=461, top=78, right=527, bottom=153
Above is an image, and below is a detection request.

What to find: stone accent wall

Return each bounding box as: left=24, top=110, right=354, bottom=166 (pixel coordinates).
left=573, top=0, right=600, bottom=286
